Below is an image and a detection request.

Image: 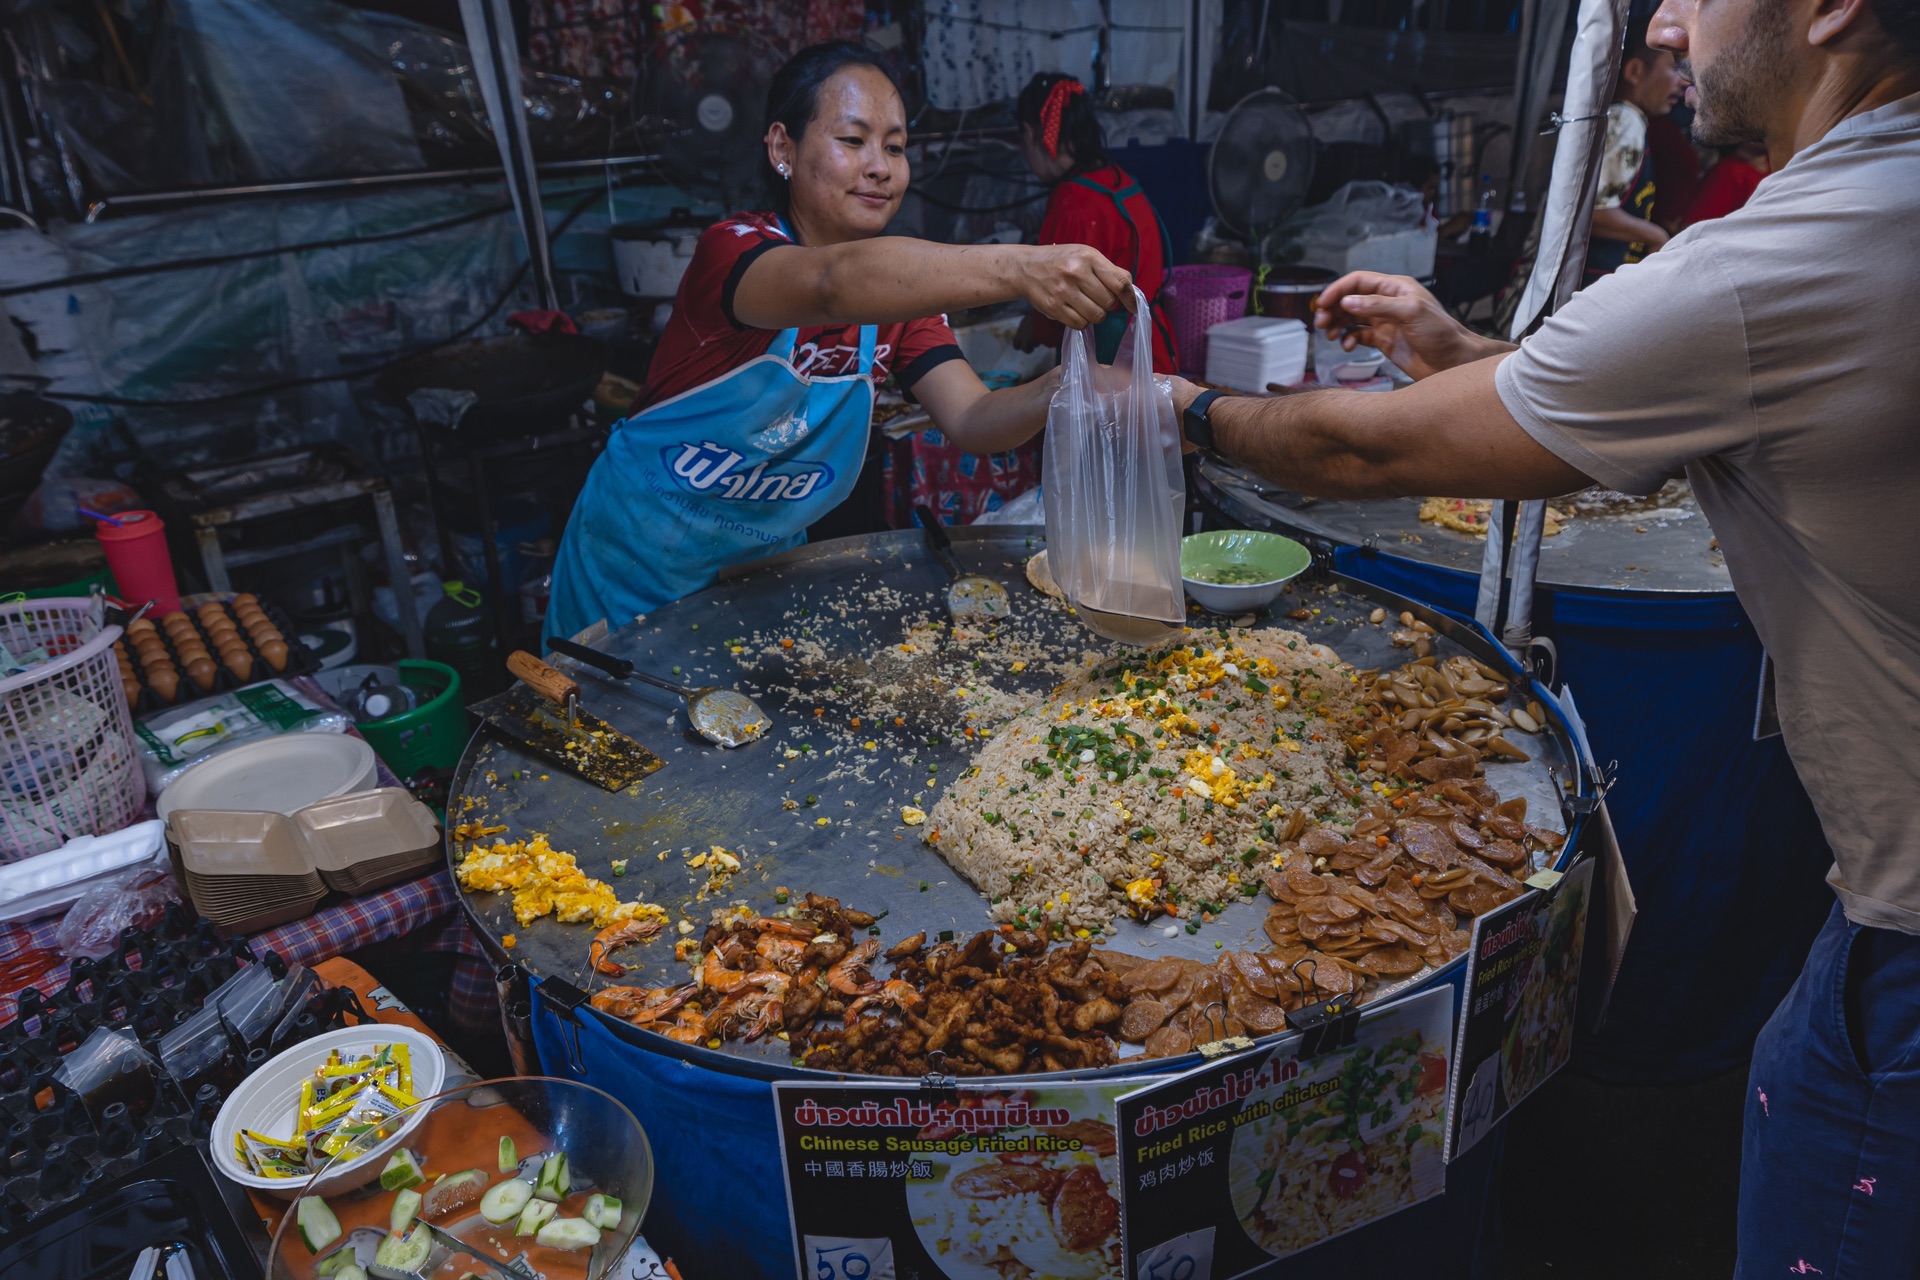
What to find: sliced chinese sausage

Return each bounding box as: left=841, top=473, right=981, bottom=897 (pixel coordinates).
left=1093, top=948, right=1145, bottom=975
left=1299, top=828, right=1345, bottom=857
left=1052, top=1165, right=1119, bottom=1252
left=1229, top=950, right=1279, bottom=998
left=1449, top=882, right=1513, bottom=916
left=1355, top=947, right=1425, bottom=977
left=1119, top=999, right=1171, bottom=1042
left=1285, top=860, right=1328, bottom=897
left=1227, top=985, right=1289, bottom=1034
left=1300, top=893, right=1361, bottom=923
left=1264, top=911, right=1301, bottom=949
left=1119, top=957, right=1184, bottom=996
left=1356, top=851, right=1401, bottom=886
left=1448, top=819, right=1486, bottom=850
left=1397, top=822, right=1459, bottom=869
left=1143, top=1025, right=1193, bottom=1059
left=1480, top=838, right=1529, bottom=870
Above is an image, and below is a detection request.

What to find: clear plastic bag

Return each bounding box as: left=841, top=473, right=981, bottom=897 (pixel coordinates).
left=54, top=868, right=180, bottom=960
left=1041, top=286, right=1188, bottom=646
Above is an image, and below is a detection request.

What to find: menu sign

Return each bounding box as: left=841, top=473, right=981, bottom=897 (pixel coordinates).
left=1445, top=858, right=1595, bottom=1160
left=1115, top=986, right=1455, bottom=1278
left=772, top=1079, right=1156, bottom=1280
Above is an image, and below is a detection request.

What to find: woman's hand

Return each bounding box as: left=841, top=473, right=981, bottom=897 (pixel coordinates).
left=1015, top=244, right=1134, bottom=330
left=1313, top=272, right=1510, bottom=381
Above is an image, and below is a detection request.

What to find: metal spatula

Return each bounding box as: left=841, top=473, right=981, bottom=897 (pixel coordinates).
left=547, top=637, right=770, bottom=748
left=916, top=505, right=1010, bottom=620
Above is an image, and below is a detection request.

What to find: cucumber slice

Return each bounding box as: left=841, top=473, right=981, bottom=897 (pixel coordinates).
left=584, top=1193, right=623, bottom=1229
left=514, top=1198, right=558, bottom=1237
left=337, top=1267, right=369, bottom=1280
left=479, top=1178, right=533, bottom=1225
left=497, top=1136, right=518, bottom=1173
left=421, top=1168, right=488, bottom=1219
left=296, top=1197, right=344, bottom=1255
left=535, top=1217, right=602, bottom=1252
left=389, top=1188, right=421, bottom=1234
left=371, top=1224, right=431, bottom=1274
left=379, top=1150, right=426, bottom=1192
left=533, top=1153, right=569, bottom=1202
left=315, top=1246, right=360, bottom=1277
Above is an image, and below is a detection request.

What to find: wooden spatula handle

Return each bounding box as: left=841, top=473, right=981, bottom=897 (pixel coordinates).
left=508, top=650, right=579, bottom=705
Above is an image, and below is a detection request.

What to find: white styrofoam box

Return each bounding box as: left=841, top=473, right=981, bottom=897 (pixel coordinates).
left=0, top=819, right=166, bottom=923
left=1298, top=224, right=1439, bottom=279
left=1206, top=317, right=1309, bottom=391
left=210, top=1024, right=445, bottom=1200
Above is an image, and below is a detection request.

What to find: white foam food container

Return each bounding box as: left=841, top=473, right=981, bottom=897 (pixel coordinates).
left=0, top=820, right=167, bottom=923
left=210, top=1023, right=445, bottom=1200
left=156, top=734, right=376, bottom=821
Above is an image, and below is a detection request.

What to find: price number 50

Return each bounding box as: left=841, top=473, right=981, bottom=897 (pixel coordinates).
left=1135, top=1226, right=1214, bottom=1280
left=807, top=1236, right=895, bottom=1280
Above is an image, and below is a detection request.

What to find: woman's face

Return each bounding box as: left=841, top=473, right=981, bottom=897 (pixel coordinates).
left=767, top=66, right=908, bottom=240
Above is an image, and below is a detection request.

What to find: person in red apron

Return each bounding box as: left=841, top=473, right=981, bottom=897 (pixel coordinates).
left=545, top=43, right=1135, bottom=643
left=1013, top=74, right=1182, bottom=373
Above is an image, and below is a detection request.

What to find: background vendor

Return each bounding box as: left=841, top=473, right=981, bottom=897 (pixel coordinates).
left=1013, top=73, right=1182, bottom=372
left=546, top=42, right=1134, bottom=643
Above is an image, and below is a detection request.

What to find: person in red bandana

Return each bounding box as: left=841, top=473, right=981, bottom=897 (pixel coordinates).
left=1014, top=73, right=1182, bottom=373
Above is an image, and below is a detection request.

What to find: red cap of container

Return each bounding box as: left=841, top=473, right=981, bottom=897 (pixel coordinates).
left=94, top=509, right=181, bottom=615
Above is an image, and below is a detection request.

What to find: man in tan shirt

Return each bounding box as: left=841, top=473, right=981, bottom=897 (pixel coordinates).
left=1168, top=0, right=1920, bottom=1269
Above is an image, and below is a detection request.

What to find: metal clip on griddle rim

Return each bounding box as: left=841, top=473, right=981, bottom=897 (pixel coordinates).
left=539, top=976, right=593, bottom=1075
left=1283, top=959, right=1363, bottom=1060
left=1194, top=1000, right=1257, bottom=1060
left=919, top=1049, right=959, bottom=1103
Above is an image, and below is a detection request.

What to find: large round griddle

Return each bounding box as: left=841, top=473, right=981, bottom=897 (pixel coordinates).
left=1196, top=457, right=1730, bottom=595
left=448, top=526, right=1591, bottom=1080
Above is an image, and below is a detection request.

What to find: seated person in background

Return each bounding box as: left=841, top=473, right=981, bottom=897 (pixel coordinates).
left=1584, top=19, right=1686, bottom=283
left=1682, top=141, right=1773, bottom=225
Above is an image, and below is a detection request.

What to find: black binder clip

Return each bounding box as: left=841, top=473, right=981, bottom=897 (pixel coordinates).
left=1194, top=1001, right=1256, bottom=1060
left=539, top=976, right=593, bottom=1074
left=918, top=1050, right=959, bottom=1104
left=1282, top=959, right=1362, bottom=1059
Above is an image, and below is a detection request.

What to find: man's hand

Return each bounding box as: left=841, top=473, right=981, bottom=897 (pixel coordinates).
left=1313, top=272, right=1512, bottom=381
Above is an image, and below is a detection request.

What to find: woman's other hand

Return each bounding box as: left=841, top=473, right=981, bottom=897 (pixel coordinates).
left=1313, top=272, right=1509, bottom=381
left=1011, top=314, right=1039, bottom=353
left=1017, top=244, right=1133, bottom=330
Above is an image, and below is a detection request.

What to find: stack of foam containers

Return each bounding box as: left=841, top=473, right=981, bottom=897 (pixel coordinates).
left=1203, top=317, right=1309, bottom=393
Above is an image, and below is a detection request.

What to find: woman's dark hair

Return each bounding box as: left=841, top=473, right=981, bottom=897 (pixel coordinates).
left=762, top=41, right=902, bottom=215
left=1016, top=73, right=1108, bottom=176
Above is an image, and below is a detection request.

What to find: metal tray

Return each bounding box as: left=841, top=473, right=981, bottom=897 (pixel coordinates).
left=447, top=527, right=1591, bottom=1080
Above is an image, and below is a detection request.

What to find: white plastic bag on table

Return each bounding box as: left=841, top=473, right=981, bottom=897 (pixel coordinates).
left=1041, top=286, right=1188, bottom=645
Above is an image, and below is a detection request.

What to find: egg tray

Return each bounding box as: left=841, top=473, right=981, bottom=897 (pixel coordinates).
left=113, top=597, right=318, bottom=715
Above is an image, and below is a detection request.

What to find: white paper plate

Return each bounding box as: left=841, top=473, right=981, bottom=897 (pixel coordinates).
left=210, top=1023, right=445, bottom=1200
left=156, top=734, right=376, bottom=821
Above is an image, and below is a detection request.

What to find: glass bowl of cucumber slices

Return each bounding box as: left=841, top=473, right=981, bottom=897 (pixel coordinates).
left=268, top=1076, right=654, bottom=1280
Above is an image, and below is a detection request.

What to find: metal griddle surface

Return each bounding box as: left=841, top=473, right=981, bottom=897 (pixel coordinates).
left=1198, top=457, right=1732, bottom=595
left=448, top=527, right=1586, bottom=1077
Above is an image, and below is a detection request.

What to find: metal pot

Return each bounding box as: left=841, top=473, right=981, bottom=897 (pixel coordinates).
left=1256, top=265, right=1340, bottom=323
left=609, top=208, right=709, bottom=300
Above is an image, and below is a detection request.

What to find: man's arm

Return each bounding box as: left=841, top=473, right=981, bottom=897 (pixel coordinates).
left=1590, top=206, right=1670, bottom=250
left=1175, top=356, right=1593, bottom=499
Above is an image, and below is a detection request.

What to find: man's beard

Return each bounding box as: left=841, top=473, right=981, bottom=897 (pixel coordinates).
left=1683, top=0, right=1793, bottom=145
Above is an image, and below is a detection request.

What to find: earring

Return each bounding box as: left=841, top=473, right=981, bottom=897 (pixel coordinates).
left=777, top=164, right=790, bottom=179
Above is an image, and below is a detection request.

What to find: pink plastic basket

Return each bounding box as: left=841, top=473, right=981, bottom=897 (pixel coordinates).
left=1162, top=265, right=1252, bottom=376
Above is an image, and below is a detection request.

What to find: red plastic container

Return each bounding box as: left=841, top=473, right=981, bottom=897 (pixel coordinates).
left=94, top=510, right=180, bottom=615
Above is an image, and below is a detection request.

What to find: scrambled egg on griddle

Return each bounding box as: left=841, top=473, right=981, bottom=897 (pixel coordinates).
left=455, top=833, right=666, bottom=929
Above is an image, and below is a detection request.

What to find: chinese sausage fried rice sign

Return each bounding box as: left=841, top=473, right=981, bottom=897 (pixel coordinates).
left=774, top=1084, right=1137, bottom=1280
left=1116, top=986, right=1456, bottom=1279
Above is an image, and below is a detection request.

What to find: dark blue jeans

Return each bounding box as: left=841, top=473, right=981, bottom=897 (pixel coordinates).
left=1739, top=902, right=1920, bottom=1277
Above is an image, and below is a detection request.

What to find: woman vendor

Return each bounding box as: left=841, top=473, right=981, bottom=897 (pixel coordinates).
left=545, top=43, right=1134, bottom=642
left=1013, top=73, right=1181, bottom=373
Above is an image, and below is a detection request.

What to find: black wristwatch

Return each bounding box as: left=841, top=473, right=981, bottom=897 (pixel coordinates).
left=1184, top=389, right=1225, bottom=456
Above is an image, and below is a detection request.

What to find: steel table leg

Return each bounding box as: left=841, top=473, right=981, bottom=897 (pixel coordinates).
left=372, top=484, right=425, bottom=659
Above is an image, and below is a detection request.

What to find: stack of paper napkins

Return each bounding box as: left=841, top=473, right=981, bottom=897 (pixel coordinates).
left=1204, top=316, right=1308, bottom=392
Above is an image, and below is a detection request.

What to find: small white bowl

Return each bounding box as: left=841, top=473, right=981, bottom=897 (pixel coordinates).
left=210, top=1024, right=445, bottom=1200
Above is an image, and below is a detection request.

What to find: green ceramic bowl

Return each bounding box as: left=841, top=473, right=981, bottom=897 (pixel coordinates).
left=1180, top=530, right=1312, bottom=613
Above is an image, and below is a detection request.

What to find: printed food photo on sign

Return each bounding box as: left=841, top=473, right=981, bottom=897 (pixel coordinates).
left=1227, top=1001, right=1450, bottom=1257
left=775, top=1082, right=1144, bottom=1280
left=907, top=1109, right=1121, bottom=1280
left=1500, top=869, right=1589, bottom=1104
left=1116, top=986, right=1455, bottom=1278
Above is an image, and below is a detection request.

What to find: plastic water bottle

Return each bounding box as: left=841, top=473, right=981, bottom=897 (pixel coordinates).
left=424, top=581, right=500, bottom=699
left=1469, top=176, right=1496, bottom=256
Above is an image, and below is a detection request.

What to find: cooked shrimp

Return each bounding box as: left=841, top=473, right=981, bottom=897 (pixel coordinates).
left=588, top=918, right=665, bottom=976
left=847, top=978, right=922, bottom=1019
left=827, top=939, right=883, bottom=995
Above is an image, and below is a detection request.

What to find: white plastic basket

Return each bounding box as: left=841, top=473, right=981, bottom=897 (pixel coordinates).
left=0, top=598, right=146, bottom=860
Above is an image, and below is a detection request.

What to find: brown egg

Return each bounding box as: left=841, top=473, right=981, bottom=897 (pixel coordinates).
left=145, top=667, right=179, bottom=701
left=123, top=680, right=141, bottom=709
left=259, top=638, right=290, bottom=672
left=248, top=627, right=283, bottom=649
left=176, top=635, right=209, bottom=656
left=162, top=610, right=193, bottom=631
left=127, top=617, right=157, bottom=637
left=184, top=655, right=217, bottom=691
left=216, top=633, right=247, bottom=656
left=221, top=649, right=253, bottom=682
left=232, top=592, right=258, bottom=609
left=206, top=617, right=239, bottom=641
left=133, top=639, right=167, bottom=664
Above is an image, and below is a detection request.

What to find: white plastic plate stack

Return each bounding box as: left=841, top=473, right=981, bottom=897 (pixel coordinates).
left=1203, top=316, right=1309, bottom=392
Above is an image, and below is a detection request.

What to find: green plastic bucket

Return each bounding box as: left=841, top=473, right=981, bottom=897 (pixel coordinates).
left=356, top=659, right=470, bottom=778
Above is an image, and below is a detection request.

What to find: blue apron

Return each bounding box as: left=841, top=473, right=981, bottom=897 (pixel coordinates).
left=546, top=303, right=876, bottom=643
